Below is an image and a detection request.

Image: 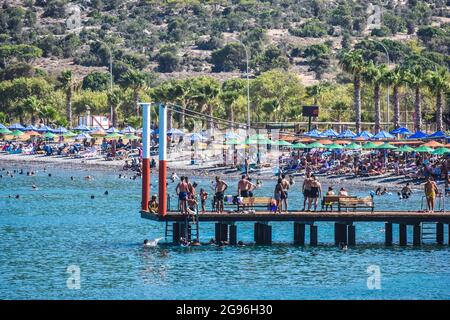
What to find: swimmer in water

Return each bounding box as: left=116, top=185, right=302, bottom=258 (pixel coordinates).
left=104, top=190, right=109, bottom=195
left=32, top=184, right=38, bottom=190
left=85, top=175, right=92, bottom=180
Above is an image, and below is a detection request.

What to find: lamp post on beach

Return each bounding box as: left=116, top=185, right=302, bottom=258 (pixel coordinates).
left=96, top=40, right=114, bottom=127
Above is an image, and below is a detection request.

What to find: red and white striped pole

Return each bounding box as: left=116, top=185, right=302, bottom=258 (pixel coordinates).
left=158, top=103, right=167, bottom=216
left=141, top=103, right=151, bottom=211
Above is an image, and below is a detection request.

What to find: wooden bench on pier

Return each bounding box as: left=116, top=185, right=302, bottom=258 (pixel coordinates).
left=321, top=195, right=357, bottom=211
left=237, top=197, right=272, bottom=211
left=338, top=196, right=374, bottom=212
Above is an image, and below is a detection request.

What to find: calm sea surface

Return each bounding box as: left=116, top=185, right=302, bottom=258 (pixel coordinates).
left=0, top=163, right=449, bottom=299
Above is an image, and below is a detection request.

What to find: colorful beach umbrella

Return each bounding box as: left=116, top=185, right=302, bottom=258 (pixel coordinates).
left=373, top=130, right=394, bottom=139
left=121, top=126, right=136, bottom=134
left=36, top=125, right=54, bottom=133
left=63, top=131, right=77, bottom=138
left=27, top=130, right=40, bottom=136
left=74, top=124, right=90, bottom=131
left=396, top=145, right=415, bottom=153
left=24, top=125, right=38, bottom=131
left=390, top=127, right=412, bottom=135
left=376, top=142, right=397, bottom=150
left=272, top=140, right=292, bottom=147
left=90, top=128, right=106, bottom=136
left=427, top=130, right=447, bottom=139
left=52, top=126, right=68, bottom=134
left=338, top=129, right=357, bottom=138
left=292, top=142, right=307, bottom=149
left=0, top=128, right=12, bottom=134
left=8, top=123, right=25, bottom=130
left=422, top=141, right=445, bottom=148
left=43, top=132, right=56, bottom=139
left=225, top=138, right=241, bottom=145
left=345, top=142, right=362, bottom=150
left=305, top=129, right=322, bottom=138
left=327, top=143, right=343, bottom=150
left=123, top=134, right=139, bottom=140
left=408, top=131, right=428, bottom=139
left=9, top=130, right=24, bottom=137
left=322, top=129, right=339, bottom=137
left=76, top=133, right=93, bottom=140
left=432, top=147, right=450, bottom=155
left=106, top=127, right=120, bottom=134
left=362, top=142, right=379, bottom=149
left=356, top=130, right=373, bottom=139
left=305, top=141, right=325, bottom=149
left=414, top=146, right=434, bottom=153
left=318, top=139, right=333, bottom=145
left=105, top=132, right=121, bottom=139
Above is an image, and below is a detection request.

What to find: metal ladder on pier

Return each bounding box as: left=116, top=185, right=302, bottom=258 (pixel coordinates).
left=164, top=205, right=200, bottom=242
left=421, top=222, right=437, bottom=244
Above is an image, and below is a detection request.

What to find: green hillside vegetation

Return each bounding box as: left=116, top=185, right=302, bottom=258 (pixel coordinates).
left=0, top=0, right=449, bottom=131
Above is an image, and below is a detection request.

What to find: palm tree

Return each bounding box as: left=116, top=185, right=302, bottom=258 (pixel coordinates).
left=383, top=67, right=405, bottom=129
left=306, top=83, right=325, bottom=105
left=107, top=88, right=124, bottom=128
left=339, top=49, right=366, bottom=133
left=190, top=77, right=220, bottom=130
left=362, top=62, right=388, bottom=133
left=23, top=96, right=42, bottom=125
left=120, top=70, right=147, bottom=118
left=425, top=68, right=450, bottom=131
left=404, top=66, right=424, bottom=132
left=220, top=78, right=245, bottom=126
left=58, top=70, right=79, bottom=127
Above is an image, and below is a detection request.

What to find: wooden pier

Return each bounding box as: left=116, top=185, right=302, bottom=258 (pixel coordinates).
left=141, top=210, right=450, bottom=246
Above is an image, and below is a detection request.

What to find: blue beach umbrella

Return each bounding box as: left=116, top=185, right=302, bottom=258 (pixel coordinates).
left=36, top=125, right=54, bottom=133
left=76, top=133, right=92, bottom=140
left=121, top=126, right=136, bottom=134
left=305, top=129, right=322, bottom=138
left=52, top=126, right=68, bottom=134
left=322, top=129, right=339, bottom=138
left=190, top=133, right=206, bottom=142
left=408, top=131, right=428, bottom=139
left=24, top=124, right=38, bottom=131
left=224, top=132, right=241, bottom=139
left=0, top=123, right=6, bottom=129
left=8, top=123, right=25, bottom=130
left=373, top=130, right=394, bottom=139
left=74, top=124, right=90, bottom=131
left=390, top=127, right=412, bottom=135
left=106, top=127, right=120, bottom=133
left=338, top=129, right=356, bottom=138
left=356, top=130, right=373, bottom=139
left=167, top=128, right=185, bottom=136
left=427, top=130, right=447, bottom=139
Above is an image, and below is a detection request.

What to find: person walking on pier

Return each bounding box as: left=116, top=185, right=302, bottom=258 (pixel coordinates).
left=215, top=176, right=228, bottom=213
left=424, top=176, right=439, bottom=213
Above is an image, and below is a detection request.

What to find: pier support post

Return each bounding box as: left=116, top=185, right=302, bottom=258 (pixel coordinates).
left=173, top=222, right=180, bottom=243
left=215, top=223, right=228, bottom=243
left=334, top=223, right=348, bottom=246
left=385, top=223, right=393, bottom=246
left=294, top=223, right=305, bottom=245
left=399, top=224, right=407, bottom=246
left=254, top=223, right=272, bottom=245
left=436, top=223, right=444, bottom=245
left=413, top=224, right=421, bottom=246
left=141, top=103, right=151, bottom=211
left=348, top=225, right=356, bottom=246
left=229, top=224, right=237, bottom=245
left=158, top=104, right=167, bottom=216
left=310, top=225, right=318, bottom=246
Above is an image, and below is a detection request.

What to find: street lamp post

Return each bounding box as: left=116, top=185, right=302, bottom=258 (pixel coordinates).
left=97, top=40, right=114, bottom=127
left=369, top=39, right=390, bottom=129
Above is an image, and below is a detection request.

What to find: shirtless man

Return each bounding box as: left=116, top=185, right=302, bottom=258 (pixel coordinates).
left=424, top=176, right=439, bottom=213
left=215, top=176, right=228, bottom=213
left=176, top=176, right=189, bottom=214
left=280, top=174, right=290, bottom=213
left=302, top=173, right=313, bottom=211
left=237, top=175, right=254, bottom=198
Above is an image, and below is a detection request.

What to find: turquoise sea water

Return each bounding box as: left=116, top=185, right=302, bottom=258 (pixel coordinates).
left=0, top=163, right=449, bottom=300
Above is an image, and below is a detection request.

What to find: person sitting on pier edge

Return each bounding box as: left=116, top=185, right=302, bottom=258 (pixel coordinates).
left=186, top=193, right=198, bottom=216
left=148, top=195, right=158, bottom=214
left=214, top=176, right=228, bottom=214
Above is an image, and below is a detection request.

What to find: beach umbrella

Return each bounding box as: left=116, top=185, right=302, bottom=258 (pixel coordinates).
left=167, top=128, right=184, bottom=136
left=272, top=140, right=292, bottom=147
left=408, top=131, right=428, bottom=139
left=8, top=123, right=25, bottom=130
left=36, top=125, right=54, bottom=133
left=190, top=133, right=206, bottom=142
left=422, top=140, right=445, bottom=148
left=327, top=143, right=343, bottom=149
left=43, top=132, right=56, bottom=140
left=52, top=126, right=68, bottom=134
left=373, top=130, right=394, bottom=139
left=305, top=141, right=325, bottom=149
left=106, top=127, right=120, bottom=134
left=0, top=128, right=13, bottom=134
left=362, top=142, right=379, bottom=149
left=345, top=142, right=362, bottom=150
left=396, top=145, right=415, bottom=153
left=292, top=142, right=307, bottom=149
left=63, top=131, right=77, bottom=138
left=76, top=133, right=93, bottom=140
left=427, top=130, right=447, bottom=139
left=23, top=124, right=38, bottom=131
left=390, top=127, right=412, bottom=135
left=305, top=129, right=322, bottom=138
left=9, top=130, right=24, bottom=137
left=355, top=130, right=373, bottom=140
left=322, top=129, right=339, bottom=137
left=224, top=132, right=241, bottom=139
left=90, top=128, right=106, bottom=136
left=414, top=145, right=434, bottom=153
left=121, top=126, right=136, bottom=134
left=432, top=147, right=450, bottom=155
left=376, top=142, right=397, bottom=150
left=318, top=139, right=333, bottom=145
left=338, top=129, right=356, bottom=138
left=123, top=134, right=139, bottom=140
left=0, top=123, right=6, bottom=129
left=105, top=132, right=121, bottom=139
left=74, top=124, right=90, bottom=131
left=26, top=130, right=40, bottom=136
left=249, top=133, right=267, bottom=140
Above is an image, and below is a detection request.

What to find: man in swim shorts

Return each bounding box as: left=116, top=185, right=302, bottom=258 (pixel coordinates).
left=215, top=176, right=228, bottom=213
left=176, top=176, right=189, bottom=214
left=424, top=176, right=439, bottom=213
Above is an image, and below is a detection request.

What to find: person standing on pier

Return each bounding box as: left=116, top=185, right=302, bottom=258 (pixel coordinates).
left=302, top=173, right=313, bottom=211
left=308, top=175, right=322, bottom=211
left=176, top=176, right=189, bottom=214
left=424, top=176, right=439, bottom=213
left=274, top=178, right=285, bottom=214
left=215, top=176, right=228, bottom=213
left=280, top=174, right=290, bottom=213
